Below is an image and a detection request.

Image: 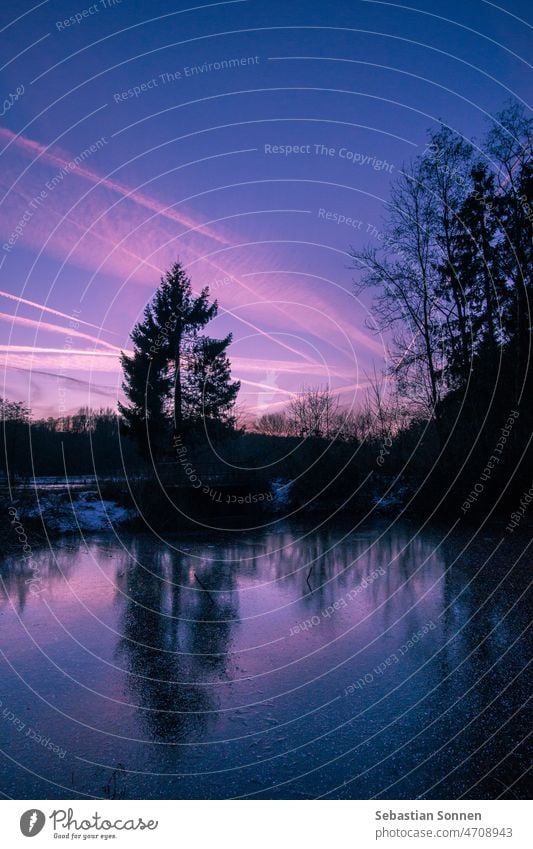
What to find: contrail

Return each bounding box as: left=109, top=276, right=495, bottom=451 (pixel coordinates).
left=237, top=378, right=296, bottom=397
left=0, top=129, right=366, bottom=368
left=0, top=345, right=124, bottom=355
left=12, top=366, right=119, bottom=395
left=0, top=312, right=123, bottom=351
left=0, top=289, right=116, bottom=333
left=0, top=130, right=340, bottom=364
left=0, top=127, right=230, bottom=245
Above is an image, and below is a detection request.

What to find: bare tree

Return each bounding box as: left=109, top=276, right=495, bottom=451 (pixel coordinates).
left=254, top=411, right=292, bottom=436
left=351, top=162, right=450, bottom=422
left=421, top=127, right=476, bottom=380
left=287, top=386, right=339, bottom=438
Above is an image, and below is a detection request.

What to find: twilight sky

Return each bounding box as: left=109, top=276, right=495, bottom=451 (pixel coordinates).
left=0, top=0, right=531, bottom=420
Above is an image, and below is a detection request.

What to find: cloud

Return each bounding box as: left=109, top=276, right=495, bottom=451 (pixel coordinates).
left=11, top=367, right=118, bottom=397
left=0, top=313, right=127, bottom=352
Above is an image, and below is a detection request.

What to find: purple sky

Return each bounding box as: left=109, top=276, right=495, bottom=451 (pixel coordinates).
left=1, top=0, right=530, bottom=420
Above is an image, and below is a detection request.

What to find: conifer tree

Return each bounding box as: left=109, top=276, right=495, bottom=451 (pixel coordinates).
left=119, top=261, right=240, bottom=453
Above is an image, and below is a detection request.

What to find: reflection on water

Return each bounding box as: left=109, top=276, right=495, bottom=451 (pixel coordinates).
left=0, top=520, right=529, bottom=799
left=117, top=548, right=237, bottom=743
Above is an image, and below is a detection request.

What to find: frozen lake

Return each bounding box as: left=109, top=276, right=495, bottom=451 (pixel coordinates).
left=0, top=519, right=530, bottom=799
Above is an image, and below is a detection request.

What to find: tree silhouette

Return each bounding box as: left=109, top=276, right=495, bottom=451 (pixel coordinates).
left=350, top=100, right=533, bottom=511
left=119, top=261, right=240, bottom=453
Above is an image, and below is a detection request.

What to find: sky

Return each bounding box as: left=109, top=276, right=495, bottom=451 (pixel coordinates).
left=0, top=0, right=531, bottom=420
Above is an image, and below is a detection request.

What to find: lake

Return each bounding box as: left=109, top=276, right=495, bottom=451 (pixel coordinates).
left=0, top=518, right=530, bottom=799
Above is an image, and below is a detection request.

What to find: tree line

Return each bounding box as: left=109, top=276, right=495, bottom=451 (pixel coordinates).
left=253, top=101, right=532, bottom=515
left=347, top=102, right=532, bottom=512
left=0, top=404, right=138, bottom=478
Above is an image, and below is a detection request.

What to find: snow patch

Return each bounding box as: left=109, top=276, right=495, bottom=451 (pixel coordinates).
left=29, top=491, right=134, bottom=532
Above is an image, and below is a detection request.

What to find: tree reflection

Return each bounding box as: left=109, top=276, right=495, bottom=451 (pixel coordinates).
left=116, top=544, right=238, bottom=742
left=0, top=547, right=73, bottom=613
